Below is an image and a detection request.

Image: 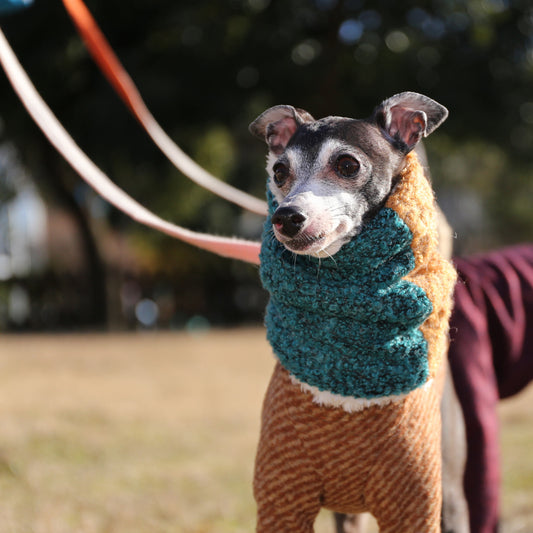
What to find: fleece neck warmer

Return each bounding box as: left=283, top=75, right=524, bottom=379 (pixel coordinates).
left=259, top=152, right=456, bottom=401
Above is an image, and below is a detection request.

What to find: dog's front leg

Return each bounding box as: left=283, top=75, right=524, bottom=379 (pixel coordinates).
left=333, top=512, right=368, bottom=533
left=254, top=363, right=322, bottom=532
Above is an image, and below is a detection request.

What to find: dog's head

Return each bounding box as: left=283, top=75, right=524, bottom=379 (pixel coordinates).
left=250, top=92, right=447, bottom=257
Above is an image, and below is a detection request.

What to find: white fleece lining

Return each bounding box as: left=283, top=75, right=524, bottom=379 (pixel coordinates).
left=289, top=374, right=434, bottom=413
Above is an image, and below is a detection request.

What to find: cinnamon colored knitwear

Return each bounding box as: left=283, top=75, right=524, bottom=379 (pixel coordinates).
left=255, top=152, right=457, bottom=532
left=255, top=362, right=445, bottom=532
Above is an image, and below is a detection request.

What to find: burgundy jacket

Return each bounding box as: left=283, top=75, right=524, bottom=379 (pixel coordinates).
left=448, top=244, right=533, bottom=533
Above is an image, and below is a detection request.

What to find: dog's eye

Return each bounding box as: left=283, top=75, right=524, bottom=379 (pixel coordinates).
left=335, top=156, right=360, bottom=178
left=272, top=163, right=289, bottom=187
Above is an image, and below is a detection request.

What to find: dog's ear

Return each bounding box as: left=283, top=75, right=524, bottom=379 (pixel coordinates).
left=373, top=92, right=448, bottom=153
left=249, top=105, right=315, bottom=155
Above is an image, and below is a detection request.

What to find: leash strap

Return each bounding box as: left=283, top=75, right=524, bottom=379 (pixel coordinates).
left=60, top=0, right=267, bottom=216
left=0, top=28, right=261, bottom=264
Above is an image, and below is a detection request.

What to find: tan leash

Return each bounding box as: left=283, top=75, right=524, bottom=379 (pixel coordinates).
left=0, top=27, right=262, bottom=264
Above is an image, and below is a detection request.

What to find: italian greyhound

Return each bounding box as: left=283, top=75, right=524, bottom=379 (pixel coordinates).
left=250, top=92, right=469, bottom=532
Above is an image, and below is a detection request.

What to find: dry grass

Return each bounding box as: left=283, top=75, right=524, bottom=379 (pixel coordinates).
left=0, top=330, right=531, bottom=532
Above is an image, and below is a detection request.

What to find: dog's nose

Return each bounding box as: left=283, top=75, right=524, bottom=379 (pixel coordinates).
left=272, top=207, right=307, bottom=238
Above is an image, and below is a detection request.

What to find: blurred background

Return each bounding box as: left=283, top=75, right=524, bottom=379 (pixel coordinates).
left=2, top=3, right=533, bottom=532
left=0, top=0, right=532, bottom=332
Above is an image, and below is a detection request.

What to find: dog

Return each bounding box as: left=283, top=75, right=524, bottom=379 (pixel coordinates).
left=249, top=92, right=460, bottom=532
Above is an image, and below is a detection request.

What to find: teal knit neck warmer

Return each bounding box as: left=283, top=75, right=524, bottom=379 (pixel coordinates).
left=260, top=192, right=433, bottom=399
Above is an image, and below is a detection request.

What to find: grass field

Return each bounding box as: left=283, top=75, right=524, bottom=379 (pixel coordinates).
left=1, top=329, right=532, bottom=532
